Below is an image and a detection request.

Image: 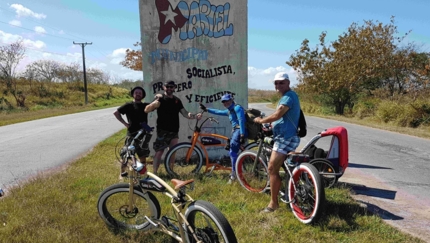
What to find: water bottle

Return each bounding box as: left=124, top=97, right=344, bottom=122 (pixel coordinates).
left=133, top=161, right=147, bottom=174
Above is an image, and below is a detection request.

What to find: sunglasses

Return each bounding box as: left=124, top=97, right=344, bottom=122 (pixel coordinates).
left=274, top=82, right=285, bottom=85
left=222, top=100, right=230, bottom=103
left=165, top=85, right=175, bottom=89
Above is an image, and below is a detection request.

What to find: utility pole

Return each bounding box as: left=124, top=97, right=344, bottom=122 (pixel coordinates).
left=73, top=41, right=92, bottom=104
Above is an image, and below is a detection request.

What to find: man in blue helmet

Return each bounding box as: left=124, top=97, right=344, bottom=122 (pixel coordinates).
left=199, top=93, right=247, bottom=184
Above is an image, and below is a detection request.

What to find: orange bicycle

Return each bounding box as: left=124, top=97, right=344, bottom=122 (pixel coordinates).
left=163, top=109, right=258, bottom=180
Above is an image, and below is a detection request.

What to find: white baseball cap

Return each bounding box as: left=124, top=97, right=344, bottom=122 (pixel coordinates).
left=273, top=72, right=290, bottom=81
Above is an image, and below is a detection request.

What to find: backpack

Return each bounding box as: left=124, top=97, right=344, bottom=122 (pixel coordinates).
left=287, top=108, right=307, bottom=138
left=244, top=108, right=263, bottom=140
left=229, top=105, right=262, bottom=140
left=297, top=109, right=307, bottom=137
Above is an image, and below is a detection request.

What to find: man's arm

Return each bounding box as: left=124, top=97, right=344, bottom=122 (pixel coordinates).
left=144, top=94, right=162, bottom=113
left=113, top=110, right=129, bottom=128
left=254, top=105, right=289, bottom=124
left=180, top=108, right=196, bottom=119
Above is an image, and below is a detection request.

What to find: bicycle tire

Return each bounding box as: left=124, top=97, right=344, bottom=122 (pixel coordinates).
left=287, top=163, right=325, bottom=224
left=235, top=150, right=269, bottom=193
left=164, top=142, right=204, bottom=180
left=97, top=183, right=160, bottom=230
left=243, top=141, right=258, bottom=151
left=185, top=200, right=238, bottom=243
left=309, top=159, right=337, bottom=188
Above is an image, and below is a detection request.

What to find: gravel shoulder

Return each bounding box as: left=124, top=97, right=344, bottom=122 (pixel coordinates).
left=341, top=167, right=430, bottom=242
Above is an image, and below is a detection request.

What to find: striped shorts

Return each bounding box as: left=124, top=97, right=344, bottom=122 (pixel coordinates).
left=272, top=135, right=300, bottom=155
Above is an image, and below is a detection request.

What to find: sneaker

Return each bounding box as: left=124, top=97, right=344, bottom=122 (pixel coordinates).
left=227, top=175, right=236, bottom=184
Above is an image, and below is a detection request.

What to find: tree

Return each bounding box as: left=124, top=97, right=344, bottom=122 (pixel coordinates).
left=287, top=17, right=410, bottom=114
left=56, top=62, right=81, bottom=83
left=0, top=40, right=26, bottom=107
left=25, top=60, right=61, bottom=82
left=86, top=68, right=110, bottom=84
left=120, top=42, right=142, bottom=71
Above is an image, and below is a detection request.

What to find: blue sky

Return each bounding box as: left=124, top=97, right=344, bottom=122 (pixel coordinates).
left=1, top=0, right=429, bottom=90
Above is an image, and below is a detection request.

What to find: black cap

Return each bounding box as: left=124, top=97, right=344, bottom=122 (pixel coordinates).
left=130, top=86, right=146, bottom=98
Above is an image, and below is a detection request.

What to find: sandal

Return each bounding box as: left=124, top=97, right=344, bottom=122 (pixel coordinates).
left=261, top=207, right=277, bottom=213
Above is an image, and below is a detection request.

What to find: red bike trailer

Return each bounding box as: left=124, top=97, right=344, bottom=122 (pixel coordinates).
left=299, top=126, right=349, bottom=188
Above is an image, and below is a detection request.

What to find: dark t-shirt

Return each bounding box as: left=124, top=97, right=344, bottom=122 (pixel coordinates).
left=156, top=94, right=184, bottom=132
left=117, top=102, right=150, bottom=135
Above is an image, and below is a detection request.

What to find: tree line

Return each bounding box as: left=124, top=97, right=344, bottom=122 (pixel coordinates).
left=286, top=17, right=430, bottom=116
left=0, top=41, right=133, bottom=108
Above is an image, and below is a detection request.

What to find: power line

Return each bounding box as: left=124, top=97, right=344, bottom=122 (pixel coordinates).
left=0, top=11, right=112, bottom=60
left=0, top=6, right=90, bottom=43
left=0, top=20, right=77, bottom=42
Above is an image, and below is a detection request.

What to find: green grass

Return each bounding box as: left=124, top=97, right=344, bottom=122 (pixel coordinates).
left=0, top=130, right=424, bottom=243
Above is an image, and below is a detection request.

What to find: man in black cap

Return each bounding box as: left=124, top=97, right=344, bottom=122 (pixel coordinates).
left=145, top=80, right=198, bottom=174
left=114, top=86, right=151, bottom=179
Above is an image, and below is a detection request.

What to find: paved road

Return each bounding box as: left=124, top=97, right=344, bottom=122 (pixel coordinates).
left=0, top=107, right=123, bottom=190
left=250, top=103, right=430, bottom=242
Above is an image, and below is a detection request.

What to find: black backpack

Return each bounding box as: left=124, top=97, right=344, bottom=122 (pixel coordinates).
left=288, top=109, right=307, bottom=138
left=229, top=105, right=262, bottom=140
left=297, top=109, right=307, bottom=137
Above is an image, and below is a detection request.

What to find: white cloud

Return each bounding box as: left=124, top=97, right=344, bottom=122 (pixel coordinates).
left=111, top=48, right=127, bottom=57
left=10, top=4, right=47, bottom=19
left=58, top=30, right=65, bottom=35
left=0, top=30, right=45, bottom=49
left=22, top=39, right=46, bottom=49
left=248, top=66, right=298, bottom=90
left=34, top=26, right=46, bottom=34
left=89, top=62, right=107, bottom=70
left=8, top=20, right=21, bottom=26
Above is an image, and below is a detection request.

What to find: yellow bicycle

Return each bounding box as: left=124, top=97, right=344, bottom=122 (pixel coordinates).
left=97, top=126, right=237, bottom=242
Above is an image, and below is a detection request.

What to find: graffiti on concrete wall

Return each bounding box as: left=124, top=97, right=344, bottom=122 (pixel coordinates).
left=151, top=80, right=236, bottom=104
left=150, top=47, right=208, bottom=64
left=155, top=0, right=234, bottom=44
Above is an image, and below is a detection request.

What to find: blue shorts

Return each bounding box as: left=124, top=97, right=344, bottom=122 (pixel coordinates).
left=272, top=135, right=300, bottom=155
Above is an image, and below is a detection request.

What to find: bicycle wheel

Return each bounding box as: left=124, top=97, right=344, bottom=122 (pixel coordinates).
left=185, top=200, right=237, bottom=243
left=309, top=159, right=337, bottom=188
left=164, top=142, right=204, bottom=180
left=243, top=141, right=258, bottom=151
left=97, top=183, right=161, bottom=230
left=287, top=163, right=324, bottom=224
left=235, top=150, right=269, bottom=193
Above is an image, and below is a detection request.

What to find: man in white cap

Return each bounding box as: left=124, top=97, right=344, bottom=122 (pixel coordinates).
left=253, top=72, right=301, bottom=213
left=199, top=93, right=247, bottom=184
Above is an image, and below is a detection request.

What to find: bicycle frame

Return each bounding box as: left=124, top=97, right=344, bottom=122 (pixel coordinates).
left=123, top=139, right=203, bottom=242
left=186, top=116, right=235, bottom=173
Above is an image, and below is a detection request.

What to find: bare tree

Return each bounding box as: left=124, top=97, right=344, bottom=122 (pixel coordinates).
left=26, top=60, right=61, bottom=82
left=0, top=40, right=26, bottom=107
left=56, top=62, right=81, bottom=83
left=86, top=68, right=110, bottom=84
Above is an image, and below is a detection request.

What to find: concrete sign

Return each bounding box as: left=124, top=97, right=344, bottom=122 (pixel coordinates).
left=139, top=0, right=248, bottom=156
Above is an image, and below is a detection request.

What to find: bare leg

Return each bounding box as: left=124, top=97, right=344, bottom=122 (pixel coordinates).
left=153, top=150, right=164, bottom=174
left=267, top=151, right=287, bottom=210
left=168, top=138, right=179, bottom=169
